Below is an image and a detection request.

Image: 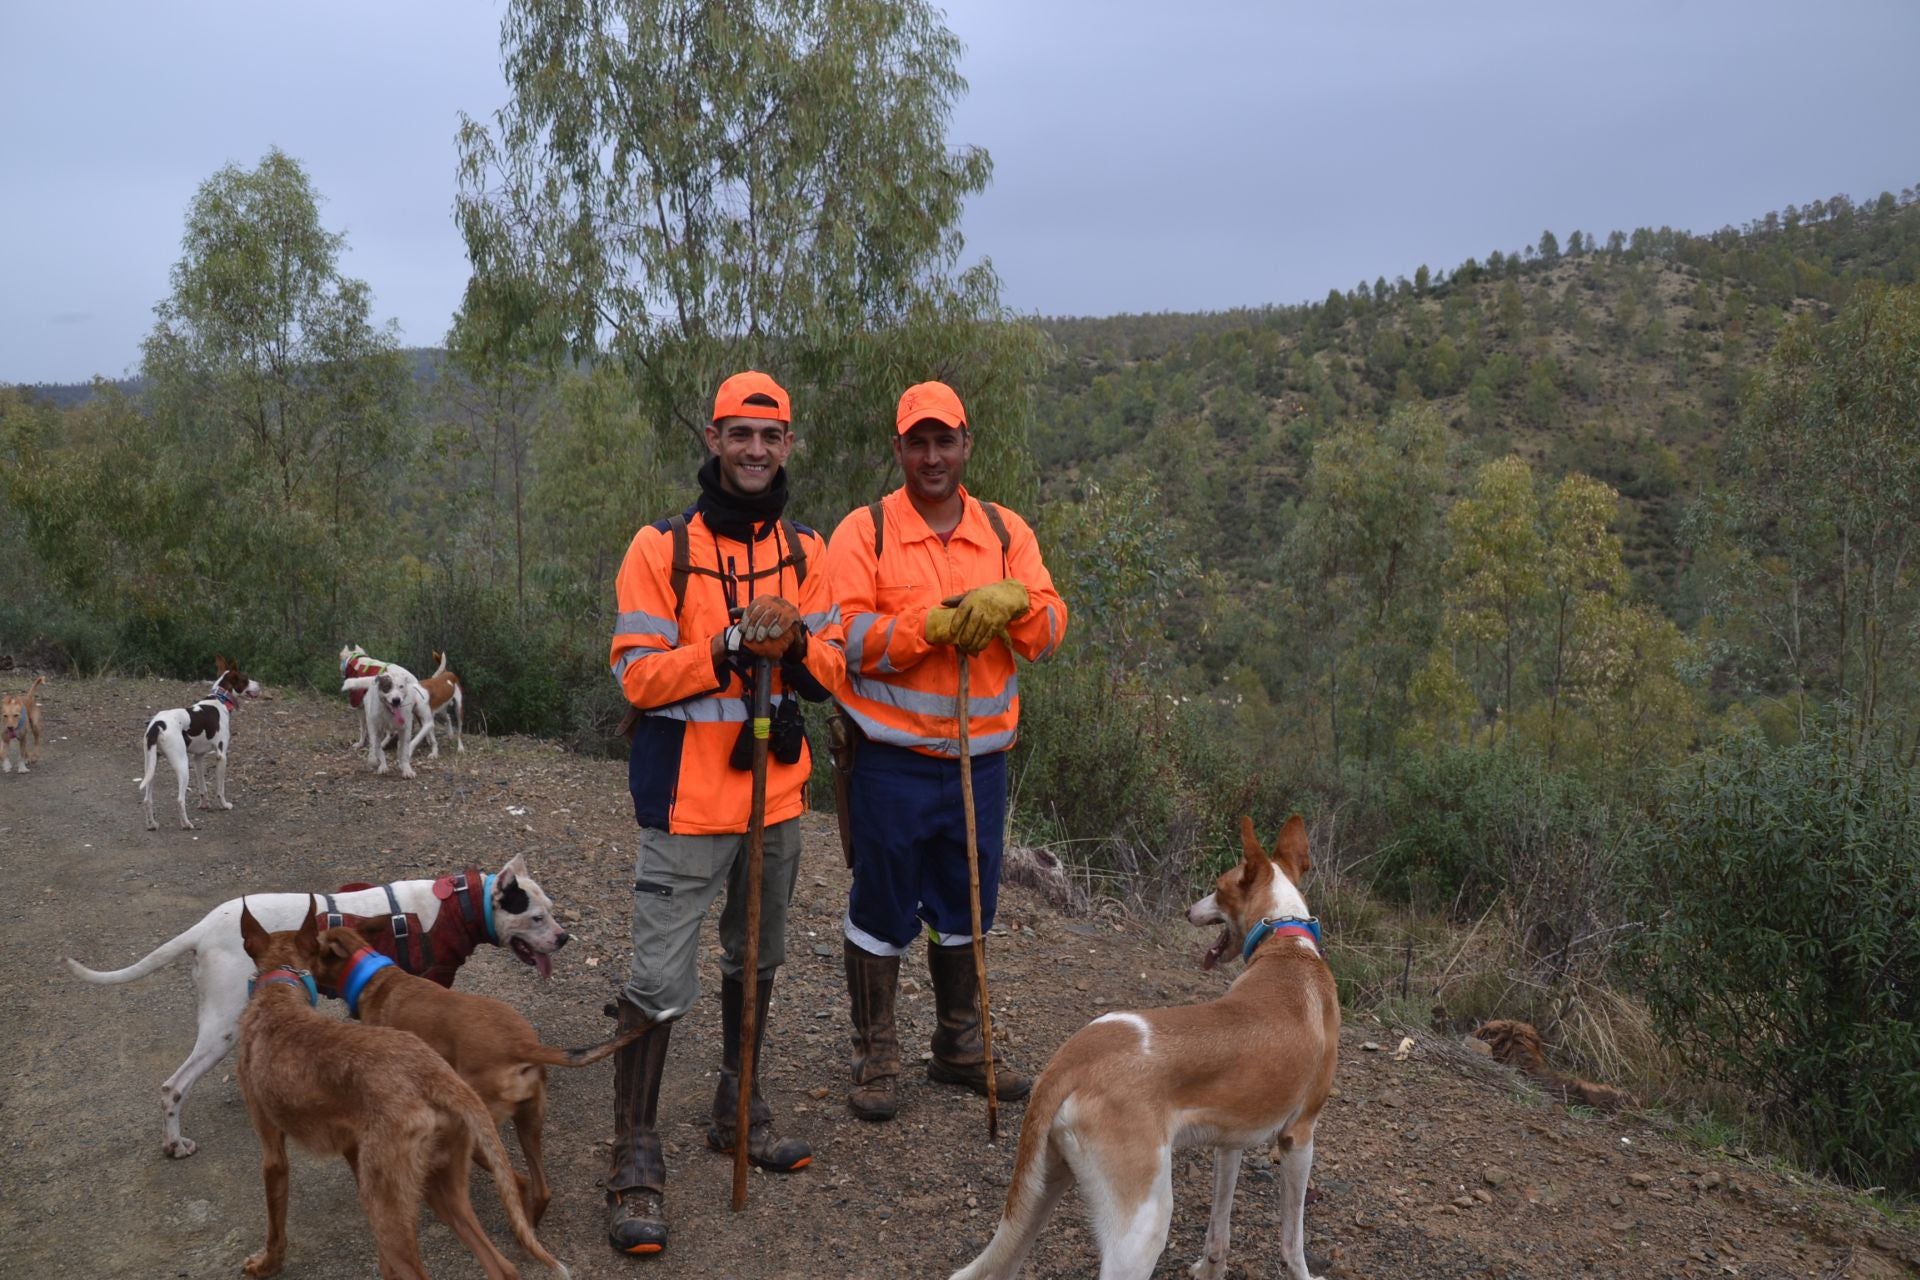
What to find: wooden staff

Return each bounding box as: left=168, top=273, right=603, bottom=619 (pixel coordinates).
left=957, top=654, right=999, bottom=1142
left=732, top=655, right=773, bottom=1210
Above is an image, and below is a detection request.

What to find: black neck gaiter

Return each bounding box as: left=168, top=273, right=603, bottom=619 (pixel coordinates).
left=694, top=455, right=789, bottom=540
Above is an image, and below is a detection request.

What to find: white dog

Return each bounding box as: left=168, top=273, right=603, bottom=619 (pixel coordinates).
left=64, top=854, right=573, bottom=1158
left=342, top=669, right=435, bottom=777
left=139, top=658, right=260, bottom=831
left=338, top=643, right=410, bottom=751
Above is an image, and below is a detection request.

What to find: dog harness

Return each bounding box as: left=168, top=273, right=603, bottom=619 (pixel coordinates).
left=1241, top=916, right=1322, bottom=962
left=315, top=869, right=495, bottom=990
left=248, top=966, right=319, bottom=1006
left=339, top=947, right=398, bottom=1018
left=340, top=654, right=390, bottom=709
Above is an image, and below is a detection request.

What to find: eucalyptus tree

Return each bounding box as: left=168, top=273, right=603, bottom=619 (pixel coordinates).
left=1714, top=283, right=1920, bottom=757
left=141, top=148, right=410, bottom=644
left=455, top=0, right=1043, bottom=523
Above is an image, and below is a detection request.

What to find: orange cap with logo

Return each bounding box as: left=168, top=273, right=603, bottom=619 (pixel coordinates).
left=894, top=381, right=967, bottom=435
left=712, top=371, right=791, bottom=425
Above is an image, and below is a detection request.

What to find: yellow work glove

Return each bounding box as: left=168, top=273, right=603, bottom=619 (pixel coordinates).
left=925, top=606, right=961, bottom=647
left=950, top=579, right=1029, bottom=655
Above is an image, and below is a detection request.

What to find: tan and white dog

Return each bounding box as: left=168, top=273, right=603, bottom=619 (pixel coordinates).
left=2, top=674, right=45, bottom=773
left=951, top=815, right=1340, bottom=1280
left=420, top=649, right=465, bottom=755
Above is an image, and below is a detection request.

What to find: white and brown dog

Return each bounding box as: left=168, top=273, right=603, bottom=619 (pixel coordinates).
left=419, top=649, right=465, bottom=755
left=951, top=815, right=1340, bottom=1280
left=64, top=853, right=572, bottom=1159
left=139, top=658, right=260, bottom=831
left=2, top=674, right=45, bottom=773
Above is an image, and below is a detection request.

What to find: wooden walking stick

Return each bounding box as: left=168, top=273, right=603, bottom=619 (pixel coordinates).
left=732, top=654, right=774, bottom=1211
left=956, top=653, right=999, bottom=1143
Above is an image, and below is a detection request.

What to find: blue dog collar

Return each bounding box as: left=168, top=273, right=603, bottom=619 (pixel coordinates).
left=481, top=873, right=499, bottom=943
left=341, top=948, right=398, bottom=1018
left=249, top=967, right=319, bottom=1006
left=1242, top=916, right=1321, bottom=962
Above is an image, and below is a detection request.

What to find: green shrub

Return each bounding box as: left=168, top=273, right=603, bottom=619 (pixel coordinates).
left=1621, top=727, right=1920, bottom=1194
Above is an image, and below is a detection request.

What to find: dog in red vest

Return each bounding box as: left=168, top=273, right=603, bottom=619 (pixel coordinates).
left=64, top=853, right=571, bottom=1159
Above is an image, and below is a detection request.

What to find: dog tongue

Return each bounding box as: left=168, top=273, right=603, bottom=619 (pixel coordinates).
left=1199, top=928, right=1230, bottom=971
left=534, top=952, right=552, bottom=980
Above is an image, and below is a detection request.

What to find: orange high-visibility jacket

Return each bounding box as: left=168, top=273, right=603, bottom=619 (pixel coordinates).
left=825, top=487, right=1066, bottom=757
left=611, top=511, right=845, bottom=835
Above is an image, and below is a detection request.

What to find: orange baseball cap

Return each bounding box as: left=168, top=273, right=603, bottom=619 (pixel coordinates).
left=895, top=381, right=967, bottom=435
left=712, top=370, right=791, bottom=424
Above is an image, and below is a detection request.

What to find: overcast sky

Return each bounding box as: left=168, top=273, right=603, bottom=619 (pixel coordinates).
left=3, top=1, right=1915, bottom=385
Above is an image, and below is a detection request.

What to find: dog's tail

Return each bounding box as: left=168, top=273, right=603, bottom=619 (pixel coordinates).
left=66, top=911, right=203, bottom=986
left=430, top=650, right=448, bottom=678
left=523, top=1018, right=652, bottom=1069
left=948, top=1065, right=1069, bottom=1280
left=26, top=675, right=45, bottom=694
left=137, top=719, right=164, bottom=807
left=465, top=1095, right=571, bottom=1278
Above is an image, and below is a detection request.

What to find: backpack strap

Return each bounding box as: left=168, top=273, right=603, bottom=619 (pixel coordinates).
left=779, top=518, right=808, bottom=588
left=980, top=500, right=1012, bottom=566
left=668, top=513, right=693, bottom=617
left=869, top=500, right=886, bottom=558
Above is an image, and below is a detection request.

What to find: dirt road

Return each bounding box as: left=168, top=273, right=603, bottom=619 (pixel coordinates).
left=1, top=676, right=1913, bottom=1278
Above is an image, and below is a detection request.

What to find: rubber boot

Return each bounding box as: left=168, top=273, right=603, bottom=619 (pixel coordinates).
left=706, top=972, right=812, bottom=1172
left=844, top=939, right=902, bottom=1121
left=927, top=942, right=1031, bottom=1100
left=606, top=999, right=672, bottom=1255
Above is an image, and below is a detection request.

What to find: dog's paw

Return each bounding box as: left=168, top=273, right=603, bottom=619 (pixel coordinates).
left=1189, top=1258, right=1227, bottom=1280
left=162, top=1136, right=198, bottom=1159
left=400, top=766, right=416, bottom=779
left=180, top=818, right=198, bottom=831
left=218, top=799, right=233, bottom=810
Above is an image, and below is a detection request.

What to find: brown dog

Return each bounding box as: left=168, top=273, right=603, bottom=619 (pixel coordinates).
left=236, top=899, right=570, bottom=1279
left=310, top=920, right=648, bottom=1224
left=1, top=674, right=44, bottom=773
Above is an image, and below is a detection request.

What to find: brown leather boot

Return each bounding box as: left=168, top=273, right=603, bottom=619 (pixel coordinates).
left=844, top=939, right=902, bottom=1121
left=927, top=942, right=1031, bottom=1100
left=606, top=999, right=671, bottom=1255
left=706, top=972, right=812, bottom=1172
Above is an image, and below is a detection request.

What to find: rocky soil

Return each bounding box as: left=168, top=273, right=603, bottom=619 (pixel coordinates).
left=2, top=675, right=1915, bottom=1279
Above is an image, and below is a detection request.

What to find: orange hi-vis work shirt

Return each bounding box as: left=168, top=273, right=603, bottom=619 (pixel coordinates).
left=825, top=487, right=1066, bottom=757
left=611, top=511, right=845, bottom=835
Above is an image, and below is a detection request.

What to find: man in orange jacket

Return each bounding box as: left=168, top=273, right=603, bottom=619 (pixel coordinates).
left=604, top=371, right=844, bottom=1256
left=825, top=380, right=1067, bottom=1123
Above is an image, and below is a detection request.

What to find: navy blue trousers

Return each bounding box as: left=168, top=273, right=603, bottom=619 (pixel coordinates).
left=844, top=740, right=1008, bottom=954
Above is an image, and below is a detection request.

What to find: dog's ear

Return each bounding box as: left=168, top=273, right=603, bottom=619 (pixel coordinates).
left=1236, top=815, right=1266, bottom=891
left=239, top=898, right=269, bottom=960
left=500, top=853, right=528, bottom=885
left=294, top=896, right=320, bottom=957
left=215, top=655, right=229, bottom=674
left=1272, top=814, right=1311, bottom=882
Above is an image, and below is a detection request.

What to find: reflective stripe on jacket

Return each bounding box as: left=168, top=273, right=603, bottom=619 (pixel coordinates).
left=610, top=509, right=845, bottom=834
left=825, top=486, right=1066, bottom=758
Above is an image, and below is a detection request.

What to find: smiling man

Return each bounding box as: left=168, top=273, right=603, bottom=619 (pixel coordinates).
left=604, top=370, right=844, bottom=1257
left=824, top=380, right=1068, bottom=1123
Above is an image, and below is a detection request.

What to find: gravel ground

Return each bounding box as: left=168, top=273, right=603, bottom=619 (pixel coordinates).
left=2, top=674, right=1915, bottom=1279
